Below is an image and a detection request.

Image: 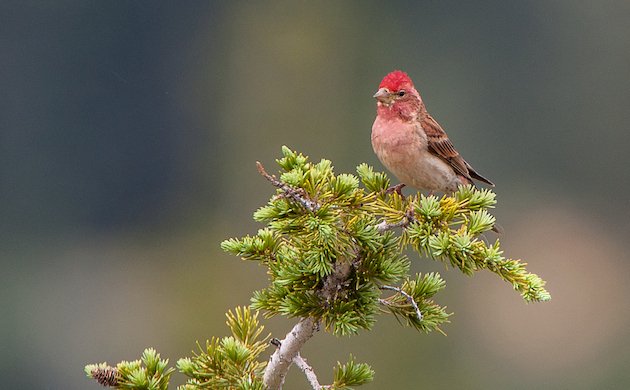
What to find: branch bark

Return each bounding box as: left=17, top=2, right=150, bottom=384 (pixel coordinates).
left=256, top=161, right=318, bottom=212
left=293, top=353, right=322, bottom=390
left=380, top=284, right=423, bottom=321
left=263, top=317, right=318, bottom=389
left=376, top=207, right=415, bottom=233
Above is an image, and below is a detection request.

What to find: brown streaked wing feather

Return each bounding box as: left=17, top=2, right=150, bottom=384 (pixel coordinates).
left=422, top=114, right=473, bottom=182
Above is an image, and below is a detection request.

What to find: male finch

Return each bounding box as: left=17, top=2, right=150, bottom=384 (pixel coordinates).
left=371, top=70, right=494, bottom=194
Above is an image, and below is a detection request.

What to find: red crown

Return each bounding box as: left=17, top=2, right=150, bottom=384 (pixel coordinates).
left=379, top=70, right=414, bottom=91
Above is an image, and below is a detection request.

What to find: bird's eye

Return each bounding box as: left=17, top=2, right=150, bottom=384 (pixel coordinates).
left=397, top=90, right=406, bottom=97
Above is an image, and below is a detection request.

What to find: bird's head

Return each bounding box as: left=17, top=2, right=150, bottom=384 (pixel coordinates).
left=373, top=70, right=423, bottom=118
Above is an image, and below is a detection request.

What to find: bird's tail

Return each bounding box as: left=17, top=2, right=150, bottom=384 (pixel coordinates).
left=468, top=167, right=494, bottom=187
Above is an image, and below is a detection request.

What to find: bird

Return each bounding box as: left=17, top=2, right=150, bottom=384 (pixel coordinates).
left=371, top=70, right=494, bottom=194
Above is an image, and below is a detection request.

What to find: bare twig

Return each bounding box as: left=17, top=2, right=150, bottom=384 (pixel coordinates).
left=263, top=317, right=319, bottom=389
left=294, top=353, right=323, bottom=390
left=380, top=285, right=423, bottom=322
left=268, top=339, right=324, bottom=390
left=256, top=161, right=319, bottom=212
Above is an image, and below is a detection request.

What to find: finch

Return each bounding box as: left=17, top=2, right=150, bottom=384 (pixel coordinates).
left=371, top=70, right=494, bottom=193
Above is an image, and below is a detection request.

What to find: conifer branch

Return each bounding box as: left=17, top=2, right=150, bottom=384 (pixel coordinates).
left=85, top=147, right=549, bottom=390
left=263, top=256, right=356, bottom=389
left=85, top=348, right=174, bottom=390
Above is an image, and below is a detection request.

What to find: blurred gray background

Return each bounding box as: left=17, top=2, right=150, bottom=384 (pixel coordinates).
left=2, top=1, right=629, bottom=388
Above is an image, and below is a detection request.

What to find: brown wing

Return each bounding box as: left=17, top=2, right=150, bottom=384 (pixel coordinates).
left=422, top=113, right=494, bottom=186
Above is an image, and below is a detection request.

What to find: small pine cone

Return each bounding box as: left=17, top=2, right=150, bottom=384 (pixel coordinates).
left=90, top=365, right=119, bottom=387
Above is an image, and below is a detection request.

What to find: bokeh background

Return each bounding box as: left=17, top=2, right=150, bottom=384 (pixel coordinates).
left=2, top=1, right=629, bottom=389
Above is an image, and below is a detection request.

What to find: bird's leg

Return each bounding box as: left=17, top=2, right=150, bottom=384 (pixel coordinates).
left=386, top=183, right=406, bottom=196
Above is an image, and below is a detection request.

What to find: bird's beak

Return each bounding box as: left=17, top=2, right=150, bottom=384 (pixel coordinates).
left=373, top=88, right=392, bottom=105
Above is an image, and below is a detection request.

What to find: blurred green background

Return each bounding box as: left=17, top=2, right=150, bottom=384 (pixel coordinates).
left=2, top=1, right=629, bottom=389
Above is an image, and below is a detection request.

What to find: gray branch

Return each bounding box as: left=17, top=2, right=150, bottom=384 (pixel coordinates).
left=380, top=284, right=423, bottom=321
left=263, top=317, right=319, bottom=389
left=293, top=353, right=323, bottom=390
